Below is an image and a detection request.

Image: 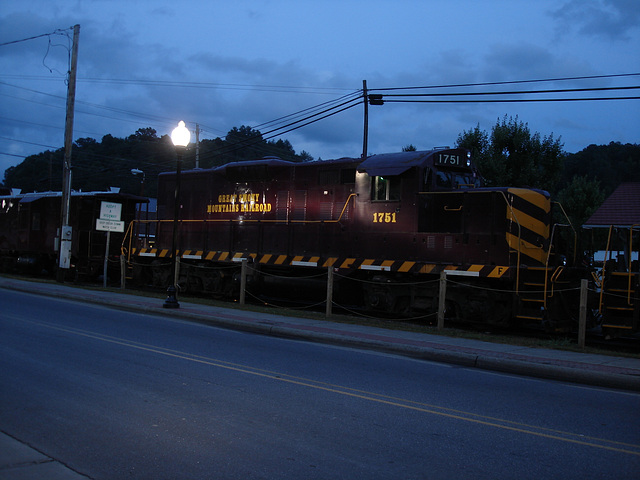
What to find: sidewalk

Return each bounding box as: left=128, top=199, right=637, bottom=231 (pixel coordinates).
left=0, top=431, right=88, bottom=479
left=2, top=276, right=639, bottom=392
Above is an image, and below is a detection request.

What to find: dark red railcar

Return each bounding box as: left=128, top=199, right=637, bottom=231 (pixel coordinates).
left=127, top=148, right=579, bottom=328
left=0, top=189, right=145, bottom=278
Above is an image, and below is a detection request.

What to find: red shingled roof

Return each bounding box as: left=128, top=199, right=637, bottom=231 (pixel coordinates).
left=584, top=182, right=640, bottom=227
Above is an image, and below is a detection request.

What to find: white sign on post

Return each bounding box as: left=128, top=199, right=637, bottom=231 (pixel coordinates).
left=97, top=201, right=124, bottom=287
left=97, top=201, right=124, bottom=232
left=100, top=201, right=122, bottom=221
left=96, top=219, right=125, bottom=232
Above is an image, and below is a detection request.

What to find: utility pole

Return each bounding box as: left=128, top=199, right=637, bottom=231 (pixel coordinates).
left=195, top=123, right=200, bottom=168
left=362, top=79, right=369, bottom=159
left=57, top=24, right=80, bottom=281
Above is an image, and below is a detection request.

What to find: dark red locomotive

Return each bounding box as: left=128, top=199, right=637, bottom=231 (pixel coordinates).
left=126, top=148, right=579, bottom=329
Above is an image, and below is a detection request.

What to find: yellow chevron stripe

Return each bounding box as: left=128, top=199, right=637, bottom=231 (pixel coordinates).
left=275, top=255, right=288, bottom=265
left=260, top=254, right=272, bottom=264
left=418, top=264, right=436, bottom=274
left=507, top=208, right=549, bottom=238
left=398, top=261, right=415, bottom=273
left=506, top=232, right=548, bottom=264
left=323, top=257, right=338, bottom=267
left=488, top=266, right=510, bottom=278
left=340, top=258, right=356, bottom=269
left=507, top=188, right=549, bottom=212
left=205, top=251, right=215, bottom=260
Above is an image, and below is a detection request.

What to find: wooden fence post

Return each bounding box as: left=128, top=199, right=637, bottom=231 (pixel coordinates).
left=120, top=255, right=126, bottom=290
left=578, top=278, right=588, bottom=349
left=326, top=266, right=334, bottom=318
left=437, top=271, right=447, bottom=330
left=240, top=258, right=247, bottom=305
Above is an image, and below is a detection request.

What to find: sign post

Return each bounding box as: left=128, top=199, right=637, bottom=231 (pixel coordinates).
left=96, top=201, right=124, bottom=287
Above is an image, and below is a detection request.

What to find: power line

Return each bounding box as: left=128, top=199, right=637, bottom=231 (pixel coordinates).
left=0, top=74, right=354, bottom=95
left=378, top=85, right=640, bottom=98
left=382, top=96, right=640, bottom=103
left=369, top=72, right=640, bottom=92
left=0, top=27, right=73, bottom=47
left=195, top=94, right=362, bottom=163
left=0, top=135, right=57, bottom=149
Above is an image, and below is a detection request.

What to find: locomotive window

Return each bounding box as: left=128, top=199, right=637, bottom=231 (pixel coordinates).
left=454, top=173, right=481, bottom=189
left=434, top=170, right=482, bottom=190
left=371, top=176, right=400, bottom=202
left=436, top=171, right=451, bottom=188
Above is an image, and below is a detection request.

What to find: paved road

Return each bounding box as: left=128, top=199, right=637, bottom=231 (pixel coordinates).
left=1, top=289, right=639, bottom=479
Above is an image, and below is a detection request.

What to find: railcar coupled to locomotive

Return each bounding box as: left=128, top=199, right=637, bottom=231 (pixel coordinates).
left=123, top=147, right=584, bottom=330
left=0, top=189, right=145, bottom=279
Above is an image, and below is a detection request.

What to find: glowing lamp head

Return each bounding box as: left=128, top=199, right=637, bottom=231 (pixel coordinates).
left=171, top=121, right=191, bottom=147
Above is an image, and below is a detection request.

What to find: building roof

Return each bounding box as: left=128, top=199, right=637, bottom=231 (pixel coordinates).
left=583, top=182, right=640, bottom=228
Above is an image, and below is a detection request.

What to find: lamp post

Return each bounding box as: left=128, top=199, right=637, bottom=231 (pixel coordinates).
left=130, top=168, right=145, bottom=196
left=131, top=168, right=145, bottom=242
left=163, top=120, right=190, bottom=308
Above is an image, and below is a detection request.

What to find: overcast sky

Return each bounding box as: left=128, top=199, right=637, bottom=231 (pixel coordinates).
left=1, top=0, right=639, bottom=183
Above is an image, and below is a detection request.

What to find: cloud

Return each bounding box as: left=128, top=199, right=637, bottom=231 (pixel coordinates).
left=482, top=42, right=592, bottom=80
left=552, top=0, right=640, bottom=40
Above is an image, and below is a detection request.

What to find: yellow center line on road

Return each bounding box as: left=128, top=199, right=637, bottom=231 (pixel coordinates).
left=15, top=317, right=640, bottom=457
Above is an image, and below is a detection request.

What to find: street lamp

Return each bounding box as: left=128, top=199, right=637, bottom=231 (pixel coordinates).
left=130, top=168, right=145, bottom=196
left=163, top=120, right=190, bottom=308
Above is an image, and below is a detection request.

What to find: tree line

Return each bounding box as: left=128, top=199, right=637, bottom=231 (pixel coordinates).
left=2, top=125, right=312, bottom=198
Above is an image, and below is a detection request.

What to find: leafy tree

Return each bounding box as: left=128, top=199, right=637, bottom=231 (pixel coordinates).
left=402, top=144, right=417, bottom=152
left=195, top=126, right=312, bottom=168
left=556, top=174, right=605, bottom=229
left=561, top=142, right=640, bottom=197
left=456, top=115, right=565, bottom=193
left=555, top=175, right=606, bottom=258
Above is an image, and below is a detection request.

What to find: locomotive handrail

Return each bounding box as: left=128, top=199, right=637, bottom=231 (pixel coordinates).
left=599, top=225, right=615, bottom=314
left=551, top=201, right=577, bottom=265
left=628, top=224, right=638, bottom=305
left=122, top=220, right=135, bottom=261
left=546, top=265, right=565, bottom=302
